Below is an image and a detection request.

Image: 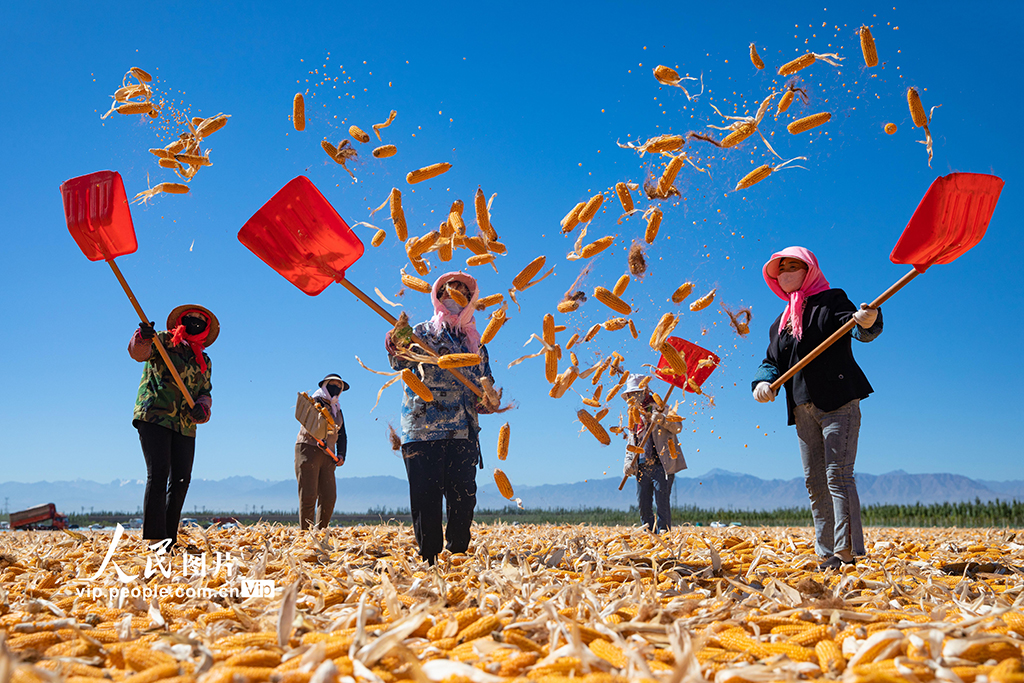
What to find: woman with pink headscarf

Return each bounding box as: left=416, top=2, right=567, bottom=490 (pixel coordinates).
left=385, top=271, right=500, bottom=565
left=751, top=248, right=883, bottom=570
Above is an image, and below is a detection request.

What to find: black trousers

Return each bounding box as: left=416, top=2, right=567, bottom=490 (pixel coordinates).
left=402, top=438, right=479, bottom=562
left=137, top=421, right=195, bottom=543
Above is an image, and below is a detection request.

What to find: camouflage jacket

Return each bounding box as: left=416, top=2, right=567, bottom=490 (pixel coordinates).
left=387, top=322, right=494, bottom=444
left=129, top=330, right=213, bottom=437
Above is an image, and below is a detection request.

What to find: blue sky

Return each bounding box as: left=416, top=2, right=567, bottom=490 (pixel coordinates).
left=1, top=1, right=1021, bottom=493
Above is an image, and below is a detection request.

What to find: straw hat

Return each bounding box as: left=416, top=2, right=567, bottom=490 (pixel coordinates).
left=167, top=305, right=220, bottom=346
left=319, top=373, right=350, bottom=392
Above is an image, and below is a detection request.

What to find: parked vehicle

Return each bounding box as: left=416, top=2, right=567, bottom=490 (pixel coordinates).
left=181, top=518, right=201, bottom=528
left=9, top=504, right=69, bottom=531
left=127, top=518, right=143, bottom=530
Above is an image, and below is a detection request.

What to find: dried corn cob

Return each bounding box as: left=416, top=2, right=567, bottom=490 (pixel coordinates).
left=123, top=663, right=181, bottom=683
left=578, top=193, right=604, bottom=224
left=438, top=353, right=481, bottom=369
left=512, top=256, right=546, bottom=290
left=671, top=282, right=694, bottom=304
left=907, top=87, right=928, bottom=127
left=612, top=275, right=630, bottom=297
left=787, top=112, right=831, bottom=134
left=777, top=51, right=842, bottom=76
left=370, top=229, right=386, bottom=248
left=561, top=202, right=585, bottom=234
left=589, top=640, right=628, bottom=668
left=349, top=125, right=370, bottom=143
left=649, top=313, right=678, bottom=350
left=584, top=324, right=601, bottom=342
left=658, top=154, right=685, bottom=194
left=615, top=183, right=633, bottom=214
left=750, top=43, right=765, bottom=70
left=445, top=285, right=469, bottom=307
left=557, top=300, right=579, bottom=313
left=494, top=469, right=514, bottom=499
left=545, top=350, right=558, bottom=384
left=497, top=423, right=510, bottom=460
left=475, top=187, right=497, bottom=241
left=116, top=102, right=156, bottom=115
left=390, top=189, right=408, bottom=242
left=735, top=165, right=773, bottom=191
left=660, top=343, right=688, bottom=377
left=690, top=288, right=716, bottom=311
left=466, top=254, right=495, bottom=267
left=125, top=648, right=177, bottom=671
left=401, top=271, right=431, bottom=293
left=477, top=293, right=503, bottom=309
left=406, top=162, right=451, bottom=184
left=401, top=369, right=434, bottom=402
left=593, top=287, right=631, bottom=315
left=321, top=140, right=338, bottom=160
left=860, top=26, right=878, bottom=67
left=578, top=409, right=611, bottom=445
left=481, top=305, right=507, bottom=345
left=603, top=318, right=628, bottom=332
left=457, top=614, right=501, bottom=642
left=543, top=314, right=556, bottom=345
left=777, top=89, right=795, bottom=116
left=653, top=65, right=681, bottom=84
left=372, top=145, right=397, bottom=158
left=580, top=236, right=615, bottom=259
left=292, top=94, right=305, bottom=131
left=644, top=208, right=663, bottom=244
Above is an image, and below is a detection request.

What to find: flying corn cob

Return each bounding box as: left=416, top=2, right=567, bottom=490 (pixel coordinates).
left=653, top=65, right=681, bottom=84
left=438, top=353, right=481, bottom=369
left=615, top=183, right=633, bottom=214
left=466, top=253, right=495, bottom=267
left=543, top=314, right=556, bottom=345
left=549, top=367, right=578, bottom=398
left=658, top=154, right=685, bottom=195
left=593, top=287, right=631, bottom=315
left=481, top=305, right=507, bottom=345
left=603, top=318, right=628, bottom=332
left=195, top=114, right=230, bottom=138
left=580, top=236, right=615, bottom=259
left=349, top=125, right=370, bottom=143
left=462, top=235, right=488, bottom=255
left=449, top=199, right=466, bottom=234
left=401, top=270, right=431, bottom=293
left=390, top=189, right=408, bottom=242
left=566, top=333, right=580, bottom=349
left=372, top=145, right=397, bottom=158
left=671, top=282, right=693, bottom=304
left=644, top=208, right=663, bottom=244
left=690, top=288, right=716, bottom=311
left=578, top=409, right=611, bottom=445
left=788, top=112, right=831, bottom=134
left=907, top=87, right=928, bottom=127
left=750, top=44, right=765, bottom=70
left=445, top=285, right=469, bottom=307
left=612, top=275, right=630, bottom=297
left=497, top=423, right=510, bottom=461
left=409, top=258, right=429, bottom=276
left=734, top=157, right=806, bottom=191
left=401, top=369, right=433, bottom=402
left=476, top=293, right=504, bottom=309
left=475, top=187, right=497, bottom=241
left=860, top=26, right=878, bottom=67
left=667, top=438, right=678, bottom=460
left=129, top=66, right=152, bottom=82
left=650, top=313, right=678, bottom=350
left=321, top=140, right=339, bottom=160
left=494, top=469, right=514, bottom=499
left=660, top=343, right=688, bottom=377
left=584, top=324, right=601, bottom=342
left=627, top=319, right=638, bottom=339
left=561, top=201, right=585, bottom=234
left=557, top=300, right=579, bottom=313
left=578, top=193, right=604, bottom=224
left=777, top=90, right=795, bottom=116
left=545, top=350, right=558, bottom=384
left=720, top=123, right=757, bottom=149
left=292, top=94, right=305, bottom=131
left=777, top=51, right=843, bottom=76
left=406, top=162, right=451, bottom=184
left=512, top=256, right=546, bottom=290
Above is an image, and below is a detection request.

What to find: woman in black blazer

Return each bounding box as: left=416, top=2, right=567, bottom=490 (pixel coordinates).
left=751, top=247, right=883, bottom=570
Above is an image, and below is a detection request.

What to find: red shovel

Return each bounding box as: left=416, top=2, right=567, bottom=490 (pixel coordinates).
left=60, top=170, right=195, bottom=408
left=769, top=172, right=1004, bottom=394
left=619, top=337, right=720, bottom=490
left=238, top=176, right=483, bottom=397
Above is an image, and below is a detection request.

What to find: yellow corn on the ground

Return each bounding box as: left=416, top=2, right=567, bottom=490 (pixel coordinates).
left=401, top=369, right=434, bottom=403
left=788, top=112, right=831, bottom=134
left=349, top=125, right=370, bottom=143
left=615, top=182, right=633, bottom=214
left=125, top=648, right=177, bottom=672
left=438, top=353, right=481, bottom=369
left=457, top=614, right=501, bottom=642
left=790, top=624, right=831, bottom=647
left=815, top=639, right=846, bottom=674
left=224, top=651, right=282, bottom=668
left=402, top=272, right=432, bottom=293
left=578, top=409, right=611, bottom=445
left=581, top=236, right=615, bottom=259
left=494, top=469, right=515, bottom=499
left=907, top=87, right=928, bottom=127
left=123, top=663, right=181, bottom=683
left=750, top=43, right=765, bottom=70
left=372, top=144, right=397, bottom=158
left=860, top=26, right=878, bottom=67
left=292, top=94, right=305, bottom=131
left=8, top=632, right=62, bottom=651
left=578, top=193, right=605, bottom=224
left=371, top=228, right=387, bottom=247
left=406, top=162, right=452, bottom=184
left=593, top=286, right=631, bottom=315
left=644, top=208, right=663, bottom=244
left=589, top=640, right=628, bottom=668
left=513, top=256, right=546, bottom=290
left=690, top=288, right=716, bottom=311
left=561, top=201, right=585, bottom=234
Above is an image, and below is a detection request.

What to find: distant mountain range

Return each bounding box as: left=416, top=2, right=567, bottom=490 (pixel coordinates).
left=1, top=470, right=1021, bottom=516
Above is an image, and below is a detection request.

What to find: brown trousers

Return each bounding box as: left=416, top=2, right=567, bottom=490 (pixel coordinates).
left=295, top=443, right=337, bottom=530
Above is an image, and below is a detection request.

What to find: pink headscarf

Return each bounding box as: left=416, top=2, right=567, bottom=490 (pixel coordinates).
left=429, top=271, right=482, bottom=353
left=762, top=246, right=832, bottom=341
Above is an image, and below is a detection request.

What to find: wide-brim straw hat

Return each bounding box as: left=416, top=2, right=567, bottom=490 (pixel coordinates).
left=319, top=373, right=350, bottom=392
left=167, top=305, right=220, bottom=346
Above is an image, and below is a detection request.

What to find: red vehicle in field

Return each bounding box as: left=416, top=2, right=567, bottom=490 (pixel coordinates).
left=10, top=504, right=69, bottom=530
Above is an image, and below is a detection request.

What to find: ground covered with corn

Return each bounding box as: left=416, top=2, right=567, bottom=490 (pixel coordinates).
left=1, top=524, right=1022, bottom=683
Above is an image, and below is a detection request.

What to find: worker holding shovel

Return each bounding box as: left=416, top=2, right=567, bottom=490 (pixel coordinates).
left=385, top=272, right=502, bottom=565
left=128, top=305, right=217, bottom=548
left=751, top=247, right=883, bottom=570
left=294, top=373, right=349, bottom=530
left=621, top=374, right=686, bottom=534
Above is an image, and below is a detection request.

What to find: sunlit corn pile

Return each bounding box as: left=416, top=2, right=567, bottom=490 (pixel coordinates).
left=2, top=524, right=1022, bottom=683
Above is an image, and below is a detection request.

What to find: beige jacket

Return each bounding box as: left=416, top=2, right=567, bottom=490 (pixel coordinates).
left=623, top=411, right=686, bottom=476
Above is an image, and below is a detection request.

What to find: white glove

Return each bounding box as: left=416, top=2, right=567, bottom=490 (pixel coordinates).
left=852, top=304, right=878, bottom=328
left=753, top=382, right=776, bottom=403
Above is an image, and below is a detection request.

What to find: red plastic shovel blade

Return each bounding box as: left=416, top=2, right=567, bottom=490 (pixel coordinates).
left=890, top=172, right=1004, bottom=273
left=655, top=337, right=721, bottom=392
left=238, top=176, right=365, bottom=296
left=60, top=170, right=137, bottom=261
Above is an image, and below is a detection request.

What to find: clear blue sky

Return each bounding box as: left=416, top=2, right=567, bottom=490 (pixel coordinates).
left=1, top=1, right=1021, bottom=491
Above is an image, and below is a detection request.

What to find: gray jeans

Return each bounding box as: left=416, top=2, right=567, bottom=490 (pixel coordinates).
left=794, top=399, right=865, bottom=557
left=295, top=443, right=337, bottom=530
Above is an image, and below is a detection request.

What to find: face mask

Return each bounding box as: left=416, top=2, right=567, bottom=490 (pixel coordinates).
left=326, top=384, right=341, bottom=397
left=183, top=316, right=208, bottom=335
left=777, top=270, right=806, bottom=293
left=442, top=299, right=463, bottom=315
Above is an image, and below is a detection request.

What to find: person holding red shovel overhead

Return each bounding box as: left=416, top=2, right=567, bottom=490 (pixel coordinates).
left=385, top=272, right=502, bottom=565
left=751, top=248, right=883, bottom=570
left=128, top=305, right=216, bottom=549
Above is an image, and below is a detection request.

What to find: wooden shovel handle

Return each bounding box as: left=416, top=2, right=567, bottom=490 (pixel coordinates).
left=107, top=260, right=196, bottom=409
left=337, top=278, right=484, bottom=398
left=619, top=385, right=675, bottom=491
left=768, top=267, right=921, bottom=394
